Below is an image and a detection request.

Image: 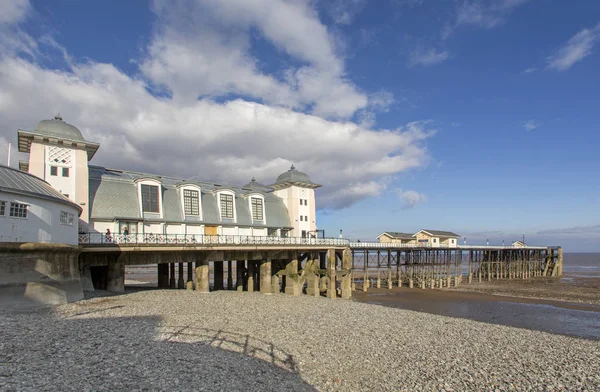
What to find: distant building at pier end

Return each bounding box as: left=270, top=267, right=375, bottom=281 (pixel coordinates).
left=378, top=229, right=461, bottom=248
left=15, top=114, right=320, bottom=239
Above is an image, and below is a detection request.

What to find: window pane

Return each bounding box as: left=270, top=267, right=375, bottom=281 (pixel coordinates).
left=62, top=167, right=69, bottom=177
left=10, top=203, right=27, bottom=218
left=141, top=184, right=160, bottom=213
left=0, top=201, right=5, bottom=215
left=220, top=194, right=234, bottom=218
left=251, top=197, right=263, bottom=220
left=183, top=189, right=199, bottom=216
left=50, top=166, right=57, bottom=176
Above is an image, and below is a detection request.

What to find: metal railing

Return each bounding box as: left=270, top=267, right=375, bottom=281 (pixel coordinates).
left=78, top=233, right=349, bottom=246
left=348, top=242, right=454, bottom=248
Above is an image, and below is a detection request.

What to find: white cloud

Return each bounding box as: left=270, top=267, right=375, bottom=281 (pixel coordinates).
left=326, top=0, right=367, bottom=25
left=547, top=23, right=600, bottom=71
left=0, top=0, right=30, bottom=24
left=522, top=120, right=539, bottom=131
left=444, top=0, right=530, bottom=39
left=0, top=0, right=436, bottom=210
left=394, top=189, right=427, bottom=208
left=141, top=0, right=369, bottom=119
left=522, top=67, right=537, bottom=74
left=408, top=48, right=449, bottom=67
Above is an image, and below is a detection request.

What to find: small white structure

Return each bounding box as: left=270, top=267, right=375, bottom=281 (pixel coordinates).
left=512, top=240, right=526, bottom=247
left=413, top=229, right=461, bottom=248
left=0, top=164, right=82, bottom=245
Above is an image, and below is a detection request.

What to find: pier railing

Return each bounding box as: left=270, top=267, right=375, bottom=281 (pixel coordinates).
left=79, top=233, right=348, bottom=247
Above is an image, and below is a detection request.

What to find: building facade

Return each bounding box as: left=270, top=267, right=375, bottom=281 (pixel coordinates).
left=17, top=115, right=321, bottom=239
left=0, top=164, right=82, bottom=245
left=377, top=229, right=461, bottom=248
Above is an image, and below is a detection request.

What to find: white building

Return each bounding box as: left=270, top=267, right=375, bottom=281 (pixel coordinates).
left=0, top=164, right=82, bottom=245
left=17, top=115, right=321, bottom=240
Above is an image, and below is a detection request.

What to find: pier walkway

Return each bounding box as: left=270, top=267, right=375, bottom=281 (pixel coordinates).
left=76, top=234, right=563, bottom=300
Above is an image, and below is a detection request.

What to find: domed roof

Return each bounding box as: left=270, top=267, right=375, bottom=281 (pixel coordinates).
left=243, top=177, right=272, bottom=192
left=272, top=165, right=321, bottom=189
left=34, top=114, right=86, bottom=142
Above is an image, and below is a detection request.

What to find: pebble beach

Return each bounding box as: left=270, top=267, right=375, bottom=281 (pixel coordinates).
left=2, top=290, right=599, bottom=391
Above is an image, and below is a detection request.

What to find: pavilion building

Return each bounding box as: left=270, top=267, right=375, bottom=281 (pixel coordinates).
left=17, top=115, right=321, bottom=239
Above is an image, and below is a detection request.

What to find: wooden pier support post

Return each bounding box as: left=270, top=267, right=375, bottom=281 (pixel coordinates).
left=557, top=248, right=563, bottom=276
left=177, top=262, right=185, bottom=289
left=195, top=258, right=209, bottom=293
left=341, top=248, right=352, bottom=299
left=169, top=263, right=176, bottom=289
left=260, top=257, right=272, bottom=294
left=236, top=260, right=245, bottom=291
left=186, top=262, right=194, bottom=290
left=247, top=261, right=255, bottom=293
left=227, top=260, right=233, bottom=290
left=157, top=263, right=169, bottom=289
left=326, top=249, right=337, bottom=299
left=214, top=261, right=224, bottom=291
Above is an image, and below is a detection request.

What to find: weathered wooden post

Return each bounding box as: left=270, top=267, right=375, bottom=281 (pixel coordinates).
left=341, top=248, right=352, bottom=299
left=169, top=263, right=176, bottom=289
left=186, top=261, right=194, bottom=290
left=236, top=260, right=245, bottom=292
left=177, top=262, right=185, bottom=289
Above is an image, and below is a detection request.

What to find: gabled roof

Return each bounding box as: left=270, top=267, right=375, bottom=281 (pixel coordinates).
left=377, top=232, right=414, bottom=240
left=414, top=229, right=461, bottom=238
left=512, top=240, right=525, bottom=246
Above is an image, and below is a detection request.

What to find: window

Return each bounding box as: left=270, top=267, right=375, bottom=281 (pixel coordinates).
left=305, top=215, right=308, bottom=222
left=251, top=197, right=263, bottom=220
left=183, top=189, right=200, bottom=216
left=304, top=199, right=308, bottom=206
left=10, top=202, right=28, bottom=218
left=50, top=166, right=57, bottom=176
left=220, top=194, right=234, bottom=219
left=60, top=211, right=74, bottom=226
left=300, top=215, right=303, bottom=221
left=141, top=184, right=160, bottom=213
left=0, top=201, right=5, bottom=216
left=62, top=167, right=70, bottom=177
left=433, top=238, right=437, bottom=243
left=63, top=194, right=69, bottom=199
left=299, top=199, right=302, bottom=206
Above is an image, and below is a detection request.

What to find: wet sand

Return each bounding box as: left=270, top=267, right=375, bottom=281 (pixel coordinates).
left=444, top=276, right=600, bottom=305
left=353, top=285, right=600, bottom=340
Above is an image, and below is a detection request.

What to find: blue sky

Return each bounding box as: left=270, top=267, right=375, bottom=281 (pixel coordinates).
left=0, top=0, right=599, bottom=251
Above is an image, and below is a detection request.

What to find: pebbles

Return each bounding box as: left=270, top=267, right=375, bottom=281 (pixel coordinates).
left=2, top=290, right=599, bottom=391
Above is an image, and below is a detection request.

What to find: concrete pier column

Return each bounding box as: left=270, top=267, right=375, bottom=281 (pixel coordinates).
left=236, top=260, right=245, bottom=292
left=447, top=276, right=451, bottom=288
left=468, top=273, right=472, bottom=284
left=214, top=261, right=224, bottom=291
left=227, top=260, right=233, bottom=290
left=107, top=258, right=125, bottom=293
left=169, top=263, right=176, bottom=289
left=285, top=257, right=299, bottom=296
left=177, top=262, right=185, bottom=289
left=247, top=261, right=255, bottom=293
left=186, top=262, right=194, bottom=290
left=319, top=276, right=327, bottom=292
left=271, top=274, right=280, bottom=294
left=157, top=264, right=169, bottom=289
left=80, top=265, right=95, bottom=292
left=388, top=268, right=393, bottom=289
left=195, top=259, right=209, bottom=293
left=260, top=258, right=272, bottom=294
left=430, top=279, right=435, bottom=289
left=409, top=279, right=413, bottom=288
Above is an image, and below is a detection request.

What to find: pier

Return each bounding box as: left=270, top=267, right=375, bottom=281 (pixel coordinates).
left=76, top=234, right=563, bottom=298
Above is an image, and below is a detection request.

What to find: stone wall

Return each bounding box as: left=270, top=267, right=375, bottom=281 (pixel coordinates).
left=0, top=243, right=83, bottom=309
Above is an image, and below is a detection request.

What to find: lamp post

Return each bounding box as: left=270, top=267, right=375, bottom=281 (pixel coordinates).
left=339, top=229, right=343, bottom=239
left=486, top=239, right=489, bottom=246
left=463, top=237, right=466, bottom=245
left=522, top=233, right=525, bottom=245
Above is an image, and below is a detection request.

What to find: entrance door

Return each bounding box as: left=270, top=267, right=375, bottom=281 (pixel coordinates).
left=120, top=222, right=138, bottom=235
left=205, top=226, right=218, bottom=235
